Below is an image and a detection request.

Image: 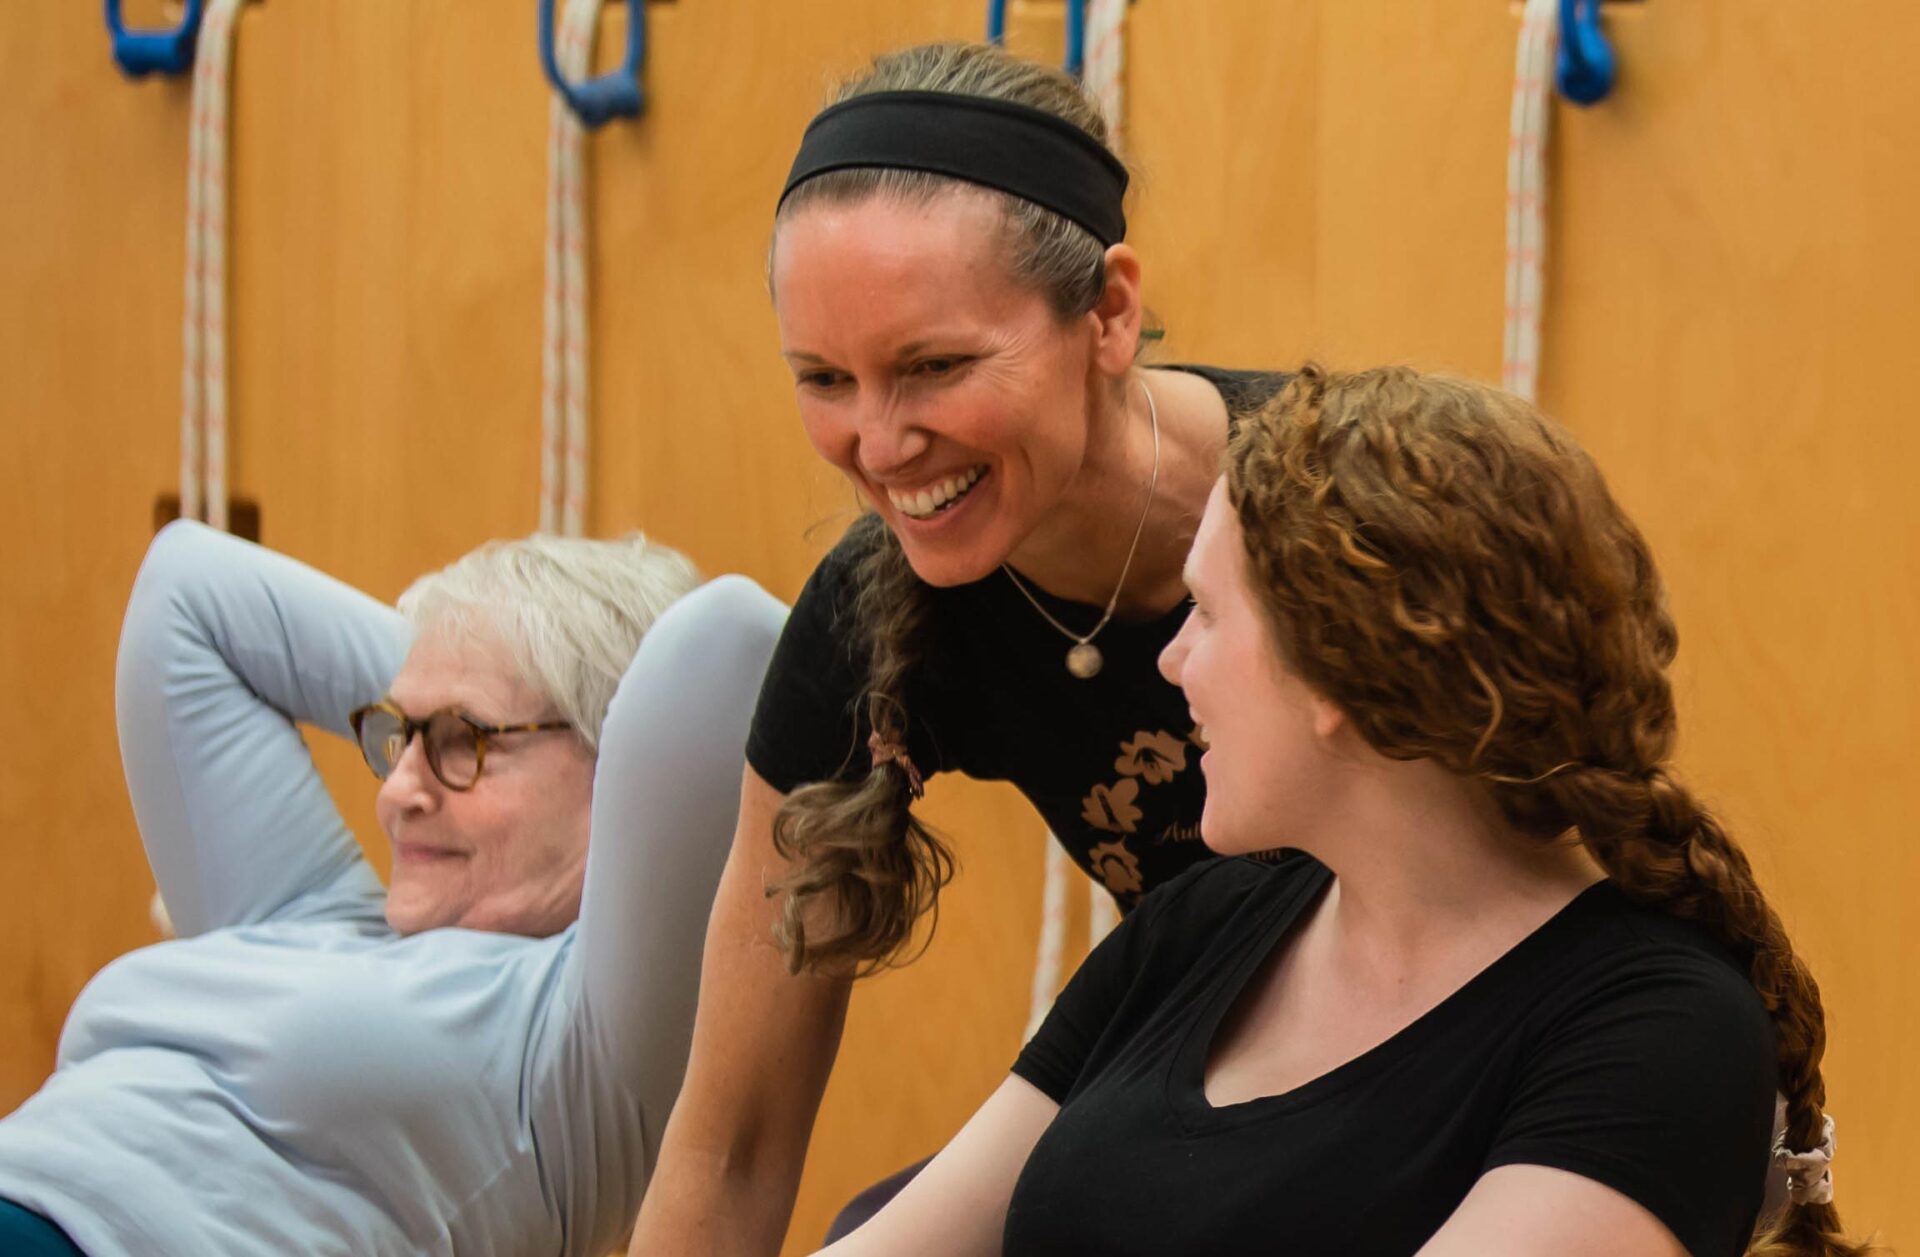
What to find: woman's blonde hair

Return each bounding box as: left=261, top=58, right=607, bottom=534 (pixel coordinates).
left=1225, top=365, right=1873, bottom=1257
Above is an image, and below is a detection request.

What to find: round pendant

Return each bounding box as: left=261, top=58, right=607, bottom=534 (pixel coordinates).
left=1066, top=642, right=1104, bottom=679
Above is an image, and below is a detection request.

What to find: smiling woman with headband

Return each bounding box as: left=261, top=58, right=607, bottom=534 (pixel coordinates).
left=629, top=40, right=1293, bottom=1256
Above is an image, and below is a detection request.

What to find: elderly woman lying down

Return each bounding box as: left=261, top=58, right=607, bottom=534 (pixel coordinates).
left=0, top=521, right=784, bottom=1257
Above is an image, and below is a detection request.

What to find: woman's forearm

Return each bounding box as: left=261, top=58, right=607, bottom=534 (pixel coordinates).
left=631, top=1132, right=814, bottom=1257
left=813, top=1076, right=1058, bottom=1257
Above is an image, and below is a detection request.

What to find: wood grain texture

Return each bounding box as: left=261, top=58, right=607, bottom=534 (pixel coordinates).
left=0, top=0, right=192, bottom=1106
left=1541, top=6, right=1919, bottom=1243
left=1, top=1, right=1912, bottom=1251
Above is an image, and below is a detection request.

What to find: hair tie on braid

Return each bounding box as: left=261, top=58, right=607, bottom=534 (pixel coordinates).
left=1774, top=1113, right=1838, bottom=1206
left=868, top=730, right=925, bottom=800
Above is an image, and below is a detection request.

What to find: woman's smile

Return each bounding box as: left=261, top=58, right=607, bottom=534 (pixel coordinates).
left=394, top=842, right=467, bottom=866
left=884, top=464, right=988, bottom=520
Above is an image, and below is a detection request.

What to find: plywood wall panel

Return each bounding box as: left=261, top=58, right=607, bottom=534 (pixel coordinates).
left=1538, top=5, right=1920, bottom=1239
left=0, top=3, right=194, bottom=1107
left=1311, top=2, right=1508, bottom=377
left=1127, top=0, right=1319, bottom=370
left=3, top=1, right=1914, bottom=1252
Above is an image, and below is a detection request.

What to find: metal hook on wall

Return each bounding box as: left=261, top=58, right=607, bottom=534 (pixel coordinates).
left=1063, top=0, right=1088, bottom=78
left=1556, top=0, right=1618, bottom=105
left=986, top=0, right=1091, bottom=80
left=539, top=0, right=645, bottom=128
left=986, top=0, right=1008, bottom=46
left=105, top=0, right=208, bottom=77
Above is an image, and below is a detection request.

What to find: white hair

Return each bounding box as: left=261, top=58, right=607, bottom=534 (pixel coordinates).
left=397, top=532, right=701, bottom=752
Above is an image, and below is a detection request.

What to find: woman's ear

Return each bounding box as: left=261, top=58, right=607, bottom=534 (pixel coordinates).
left=1309, top=691, right=1349, bottom=743
left=1088, top=243, right=1144, bottom=376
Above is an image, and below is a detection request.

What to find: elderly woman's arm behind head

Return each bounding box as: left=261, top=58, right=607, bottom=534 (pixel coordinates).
left=551, top=575, right=789, bottom=1219
left=116, top=520, right=405, bottom=937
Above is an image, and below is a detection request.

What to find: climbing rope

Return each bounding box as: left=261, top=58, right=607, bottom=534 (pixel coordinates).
left=1503, top=0, right=1557, bottom=403
left=1025, top=839, right=1074, bottom=1039
left=179, top=0, right=246, bottom=529
left=1081, top=0, right=1127, bottom=154
left=540, top=0, right=604, bottom=536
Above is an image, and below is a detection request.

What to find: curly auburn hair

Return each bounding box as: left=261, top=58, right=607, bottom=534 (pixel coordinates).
left=1224, top=365, right=1873, bottom=1257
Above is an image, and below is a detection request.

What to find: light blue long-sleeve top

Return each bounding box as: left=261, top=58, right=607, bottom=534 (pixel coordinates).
left=0, top=522, right=785, bottom=1257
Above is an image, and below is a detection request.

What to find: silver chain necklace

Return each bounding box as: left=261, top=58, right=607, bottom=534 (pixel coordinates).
left=1001, top=381, right=1161, bottom=679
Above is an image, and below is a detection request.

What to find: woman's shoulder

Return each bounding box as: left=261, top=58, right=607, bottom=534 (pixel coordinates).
left=1539, top=882, right=1774, bottom=1044
left=1580, top=883, right=1760, bottom=971
left=1486, top=886, right=1778, bottom=1255
left=1132, top=850, right=1329, bottom=952
left=795, top=513, right=888, bottom=613
left=1159, top=363, right=1293, bottom=421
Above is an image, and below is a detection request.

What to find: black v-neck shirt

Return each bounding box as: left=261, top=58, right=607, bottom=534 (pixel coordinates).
left=1006, top=855, right=1777, bottom=1257
left=746, top=366, right=1289, bottom=908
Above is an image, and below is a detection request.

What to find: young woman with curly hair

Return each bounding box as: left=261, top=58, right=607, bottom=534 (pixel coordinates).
left=810, top=366, right=1871, bottom=1257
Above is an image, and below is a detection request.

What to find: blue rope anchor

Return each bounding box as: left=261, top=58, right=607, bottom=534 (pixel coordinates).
left=539, top=0, right=646, bottom=129
left=1556, top=0, right=1619, bottom=106
left=987, top=0, right=1090, bottom=80
left=105, top=0, right=207, bottom=77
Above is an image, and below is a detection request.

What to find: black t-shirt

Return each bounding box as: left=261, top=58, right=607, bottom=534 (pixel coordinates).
left=1006, top=856, right=1777, bottom=1257
left=746, top=366, right=1290, bottom=907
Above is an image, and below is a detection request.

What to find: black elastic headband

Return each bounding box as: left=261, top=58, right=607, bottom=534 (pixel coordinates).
left=779, top=90, right=1129, bottom=246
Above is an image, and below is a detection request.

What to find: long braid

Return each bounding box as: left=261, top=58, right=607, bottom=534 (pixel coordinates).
left=1226, top=365, right=1876, bottom=1254
left=770, top=515, right=952, bottom=975
left=1525, top=765, right=1867, bottom=1254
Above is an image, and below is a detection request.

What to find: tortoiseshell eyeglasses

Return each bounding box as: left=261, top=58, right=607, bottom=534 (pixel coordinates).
left=347, top=700, right=572, bottom=792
